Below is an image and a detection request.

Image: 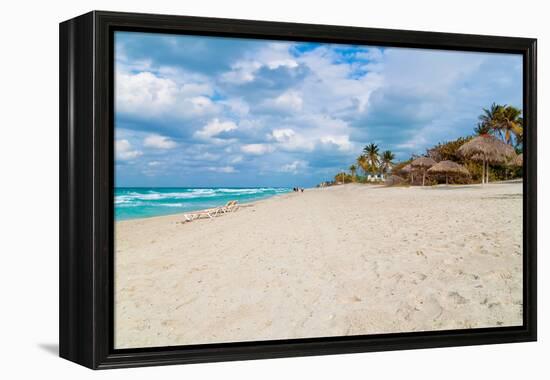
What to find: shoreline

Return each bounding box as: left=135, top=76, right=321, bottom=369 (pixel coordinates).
left=115, top=182, right=523, bottom=348
left=115, top=181, right=517, bottom=224
left=115, top=189, right=298, bottom=224
left=115, top=187, right=296, bottom=222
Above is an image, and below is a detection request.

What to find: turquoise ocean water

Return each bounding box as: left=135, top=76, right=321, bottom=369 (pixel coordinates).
left=115, top=187, right=292, bottom=221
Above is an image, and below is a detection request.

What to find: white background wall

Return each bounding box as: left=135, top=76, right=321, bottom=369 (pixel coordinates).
left=0, top=0, right=546, bottom=378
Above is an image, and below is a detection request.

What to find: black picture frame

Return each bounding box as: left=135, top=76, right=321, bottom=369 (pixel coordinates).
left=59, top=10, right=537, bottom=369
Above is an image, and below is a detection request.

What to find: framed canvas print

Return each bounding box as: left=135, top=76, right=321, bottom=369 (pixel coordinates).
left=59, top=11, right=537, bottom=369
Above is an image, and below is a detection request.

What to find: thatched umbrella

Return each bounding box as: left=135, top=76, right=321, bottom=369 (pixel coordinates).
left=410, top=157, right=436, bottom=186
left=427, top=160, right=469, bottom=185
left=457, top=135, right=515, bottom=184
left=400, top=164, right=412, bottom=174
left=398, top=164, right=414, bottom=184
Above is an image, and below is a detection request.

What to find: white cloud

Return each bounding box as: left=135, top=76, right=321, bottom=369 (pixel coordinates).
left=143, top=134, right=177, bottom=149
left=195, top=118, right=238, bottom=139
left=290, top=46, right=383, bottom=116
left=190, top=96, right=214, bottom=109
left=221, top=98, right=250, bottom=116
left=320, top=135, right=352, bottom=151
left=220, top=43, right=298, bottom=85
left=280, top=160, right=308, bottom=174
left=180, top=83, right=213, bottom=97
left=117, top=72, right=176, bottom=112
left=116, top=70, right=219, bottom=119
left=196, top=152, right=220, bottom=161
left=206, top=166, right=237, bottom=173
left=259, top=43, right=299, bottom=69
left=270, top=115, right=351, bottom=153
left=241, top=143, right=274, bottom=155
left=266, top=59, right=298, bottom=69
left=220, top=61, right=261, bottom=84
left=230, top=155, right=243, bottom=164
left=268, top=91, right=303, bottom=112
left=116, top=139, right=142, bottom=160
left=271, top=128, right=296, bottom=142
left=269, top=128, right=314, bottom=152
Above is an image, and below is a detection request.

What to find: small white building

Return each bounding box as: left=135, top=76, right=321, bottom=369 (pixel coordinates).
left=366, top=173, right=385, bottom=182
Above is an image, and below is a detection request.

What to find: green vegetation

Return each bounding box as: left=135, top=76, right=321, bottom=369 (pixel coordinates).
left=334, top=172, right=353, bottom=184
left=351, top=143, right=395, bottom=183
left=325, top=103, right=523, bottom=186
left=349, top=164, right=357, bottom=180
left=478, top=103, right=523, bottom=149
left=357, top=143, right=381, bottom=176
left=381, top=150, right=396, bottom=173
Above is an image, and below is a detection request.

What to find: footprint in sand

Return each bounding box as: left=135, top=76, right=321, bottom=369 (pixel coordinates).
left=448, top=291, right=468, bottom=305
left=412, top=272, right=427, bottom=282
left=416, top=250, right=427, bottom=259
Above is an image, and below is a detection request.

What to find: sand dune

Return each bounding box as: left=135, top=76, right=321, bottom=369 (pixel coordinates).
left=114, top=182, right=523, bottom=348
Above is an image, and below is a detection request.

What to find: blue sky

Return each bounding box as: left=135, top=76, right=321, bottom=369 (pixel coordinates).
left=115, top=32, right=522, bottom=187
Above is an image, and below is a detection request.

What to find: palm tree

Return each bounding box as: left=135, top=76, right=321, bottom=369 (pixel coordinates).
left=515, top=130, right=523, bottom=150
left=363, top=143, right=380, bottom=174
left=478, top=103, right=523, bottom=146
left=497, top=105, right=523, bottom=146
left=380, top=150, right=395, bottom=173
left=474, top=122, right=491, bottom=136
left=349, top=164, right=357, bottom=181
left=356, top=154, right=369, bottom=176
left=479, top=103, right=503, bottom=135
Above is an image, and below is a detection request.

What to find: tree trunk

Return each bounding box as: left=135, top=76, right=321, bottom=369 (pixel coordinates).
left=481, top=159, right=485, bottom=186
left=422, top=170, right=426, bottom=186
left=445, top=174, right=448, bottom=185
left=486, top=161, right=490, bottom=184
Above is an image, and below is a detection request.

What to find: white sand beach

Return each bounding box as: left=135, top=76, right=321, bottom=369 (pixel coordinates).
left=114, top=182, right=523, bottom=349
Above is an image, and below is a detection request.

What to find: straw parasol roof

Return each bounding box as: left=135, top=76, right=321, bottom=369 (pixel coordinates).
left=458, top=135, right=515, bottom=164
left=410, top=157, right=436, bottom=186
left=399, top=164, right=412, bottom=174
left=428, top=160, right=469, bottom=184
left=428, top=160, right=469, bottom=176
left=458, top=135, right=516, bottom=184
left=398, top=164, right=416, bottom=185
left=410, top=156, right=437, bottom=168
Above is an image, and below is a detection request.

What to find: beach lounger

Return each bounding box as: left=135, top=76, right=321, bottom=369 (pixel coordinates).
left=183, top=207, right=222, bottom=222
left=182, top=200, right=240, bottom=223
left=220, top=200, right=239, bottom=213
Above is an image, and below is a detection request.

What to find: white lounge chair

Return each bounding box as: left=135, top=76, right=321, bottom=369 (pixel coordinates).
left=220, top=200, right=239, bottom=213
left=182, top=200, right=239, bottom=222
left=183, top=207, right=222, bottom=222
